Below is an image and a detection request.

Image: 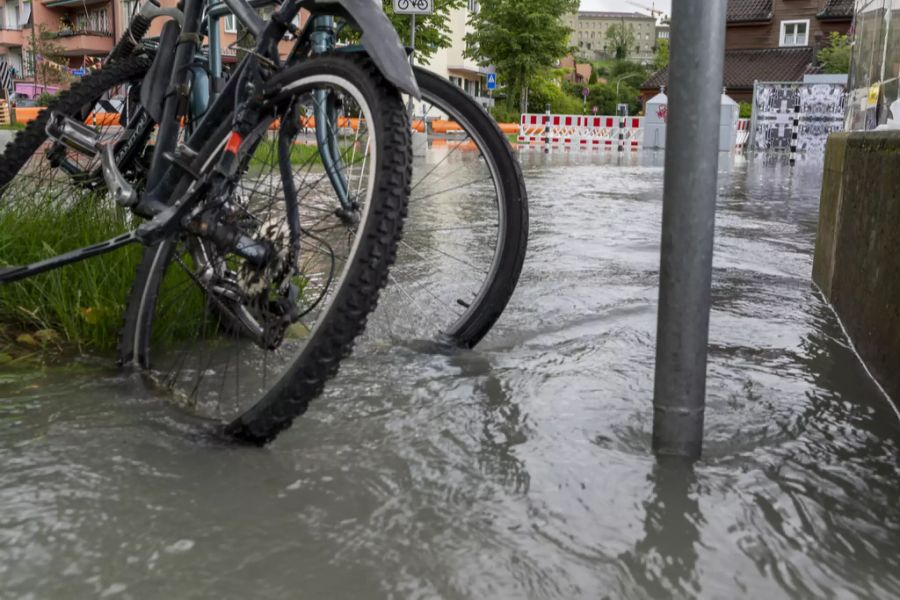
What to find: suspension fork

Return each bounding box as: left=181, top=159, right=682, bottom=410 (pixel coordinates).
left=310, top=15, right=352, bottom=212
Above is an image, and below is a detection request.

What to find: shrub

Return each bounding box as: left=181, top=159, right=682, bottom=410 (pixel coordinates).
left=36, top=92, right=56, bottom=107
left=490, top=103, right=520, bottom=123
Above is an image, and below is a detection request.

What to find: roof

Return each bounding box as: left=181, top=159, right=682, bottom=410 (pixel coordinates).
left=727, top=0, right=773, bottom=23
left=576, top=11, right=655, bottom=21
left=818, top=0, right=855, bottom=20
left=641, top=46, right=816, bottom=91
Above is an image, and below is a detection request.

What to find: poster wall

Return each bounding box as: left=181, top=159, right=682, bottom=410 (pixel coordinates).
left=750, top=83, right=847, bottom=154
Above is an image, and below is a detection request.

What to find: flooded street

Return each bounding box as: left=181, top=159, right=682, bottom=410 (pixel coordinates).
left=2, top=150, right=899, bottom=599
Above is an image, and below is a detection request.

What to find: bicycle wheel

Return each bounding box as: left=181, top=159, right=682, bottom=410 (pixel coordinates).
left=368, top=67, right=528, bottom=349
left=118, top=55, right=410, bottom=445
left=0, top=56, right=154, bottom=352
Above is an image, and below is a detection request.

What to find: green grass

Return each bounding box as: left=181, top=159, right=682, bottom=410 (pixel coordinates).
left=251, top=141, right=324, bottom=169
left=0, top=193, right=220, bottom=358
left=0, top=194, right=144, bottom=356
left=0, top=122, right=26, bottom=131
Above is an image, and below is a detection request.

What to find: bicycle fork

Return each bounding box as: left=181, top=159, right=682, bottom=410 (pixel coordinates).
left=310, top=16, right=353, bottom=215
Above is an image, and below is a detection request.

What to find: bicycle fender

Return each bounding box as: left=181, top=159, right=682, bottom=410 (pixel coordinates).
left=299, top=0, right=421, bottom=99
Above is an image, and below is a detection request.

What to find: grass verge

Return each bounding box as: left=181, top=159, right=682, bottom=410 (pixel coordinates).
left=0, top=194, right=142, bottom=357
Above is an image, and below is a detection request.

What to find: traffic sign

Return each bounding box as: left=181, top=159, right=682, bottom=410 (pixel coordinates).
left=582, top=87, right=590, bottom=99
left=393, top=0, right=433, bottom=15
left=486, top=73, right=497, bottom=91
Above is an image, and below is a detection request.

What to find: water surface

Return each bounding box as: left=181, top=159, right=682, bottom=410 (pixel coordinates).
left=1, top=150, right=898, bottom=599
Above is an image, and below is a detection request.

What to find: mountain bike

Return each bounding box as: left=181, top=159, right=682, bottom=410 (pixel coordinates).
left=0, top=1, right=528, bottom=444
left=0, top=0, right=417, bottom=445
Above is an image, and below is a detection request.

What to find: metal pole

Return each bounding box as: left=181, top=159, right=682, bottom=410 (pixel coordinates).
left=652, top=0, right=727, bottom=459
left=410, top=14, right=416, bottom=66
left=407, top=14, right=416, bottom=116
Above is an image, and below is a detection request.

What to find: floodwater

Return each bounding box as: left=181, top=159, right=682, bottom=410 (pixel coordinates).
left=2, top=150, right=899, bottom=599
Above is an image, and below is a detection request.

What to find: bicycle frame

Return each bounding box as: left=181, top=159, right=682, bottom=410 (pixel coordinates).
left=0, top=0, right=416, bottom=285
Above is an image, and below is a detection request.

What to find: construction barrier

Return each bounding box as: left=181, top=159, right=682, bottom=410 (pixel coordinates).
left=11, top=107, right=42, bottom=124
left=517, top=113, right=643, bottom=150
left=736, top=118, right=751, bottom=148
left=0, top=100, right=9, bottom=126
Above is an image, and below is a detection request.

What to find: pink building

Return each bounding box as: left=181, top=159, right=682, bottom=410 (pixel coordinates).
left=0, top=0, right=302, bottom=95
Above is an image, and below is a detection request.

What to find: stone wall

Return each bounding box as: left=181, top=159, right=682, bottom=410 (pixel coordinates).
left=814, top=131, right=900, bottom=400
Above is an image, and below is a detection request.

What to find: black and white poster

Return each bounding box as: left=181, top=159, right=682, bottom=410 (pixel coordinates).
left=750, top=83, right=846, bottom=154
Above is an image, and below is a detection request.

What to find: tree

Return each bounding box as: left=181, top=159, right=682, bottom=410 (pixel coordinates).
left=654, top=39, right=669, bottom=71
left=465, top=0, right=578, bottom=114
left=817, top=32, right=851, bottom=74
left=27, top=25, right=72, bottom=91
left=381, top=0, right=466, bottom=62
left=606, top=21, right=635, bottom=60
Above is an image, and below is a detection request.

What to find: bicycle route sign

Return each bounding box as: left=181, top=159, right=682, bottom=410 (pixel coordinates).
left=393, top=0, right=434, bottom=15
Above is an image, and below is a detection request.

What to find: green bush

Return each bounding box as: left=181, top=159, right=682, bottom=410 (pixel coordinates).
left=818, top=32, right=851, bottom=74
left=610, top=60, right=648, bottom=79
left=739, top=101, right=752, bottom=119
left=490, top=104, right=520, bottom=123
left=36, top=92, right=57, bottom=107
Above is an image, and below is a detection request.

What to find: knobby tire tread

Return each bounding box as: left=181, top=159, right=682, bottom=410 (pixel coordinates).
left=0, top=56, right=152, bottom=192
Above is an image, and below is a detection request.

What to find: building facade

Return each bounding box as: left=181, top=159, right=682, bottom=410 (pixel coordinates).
left=416, top=3, right=491, bottom=109
left=563, top=11, right=658, bottom=64
left=640, top=0, right=854, bottom=105
left=0, top=0, right=121, bottom=95
left=1, top=1, right=490, bottom=107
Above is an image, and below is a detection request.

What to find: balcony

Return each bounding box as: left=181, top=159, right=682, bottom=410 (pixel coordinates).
left=43, top=0, right=109, bottom=7
left=0, top=28, right=25, bottom=47
left=46, top=31, right=113, bottom=56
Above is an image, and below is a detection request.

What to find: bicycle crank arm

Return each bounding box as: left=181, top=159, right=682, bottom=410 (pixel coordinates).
left=0, top=232, right=139, bottom=285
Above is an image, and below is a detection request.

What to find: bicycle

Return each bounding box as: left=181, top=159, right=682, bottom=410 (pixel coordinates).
left=0, top=0, right=417, bottom=445
left=0, top=1, right=528, bottom=444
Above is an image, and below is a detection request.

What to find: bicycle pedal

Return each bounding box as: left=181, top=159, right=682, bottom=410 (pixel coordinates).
left=45, top=112, right=101, bottom=158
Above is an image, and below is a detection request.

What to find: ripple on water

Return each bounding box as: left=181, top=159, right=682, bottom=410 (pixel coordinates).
left=1, top=154, right=899, bottom=599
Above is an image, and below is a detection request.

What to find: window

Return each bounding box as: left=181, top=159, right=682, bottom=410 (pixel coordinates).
left=75, top=7, right=110, bottom=33
left=780, top=20, right=809, bottom=47
left=23, top=48, right=34, bottom=77
left=18, top=1, right=31, bottom=29
left=224, top=14, right=237, bottom=33
left=4, top=1, right=20, bottom=30
left=122, top=0, right=139, bottom=28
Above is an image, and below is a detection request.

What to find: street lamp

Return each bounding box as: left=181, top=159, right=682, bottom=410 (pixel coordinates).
left=615, top=73, right=642, bottom=103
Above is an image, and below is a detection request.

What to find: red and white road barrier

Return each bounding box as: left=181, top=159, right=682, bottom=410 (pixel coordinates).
left=518, top=114, right=643, bottom=150
left=736, top=118, right=751, bottom=149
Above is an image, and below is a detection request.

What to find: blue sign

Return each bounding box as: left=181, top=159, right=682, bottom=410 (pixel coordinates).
left=72, top=68, right=87, bottom=77
left=486, top=73, right=497, bottom=91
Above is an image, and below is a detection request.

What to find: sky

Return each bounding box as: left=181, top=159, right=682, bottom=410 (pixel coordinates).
left=580, top=0, right=672, bottom=17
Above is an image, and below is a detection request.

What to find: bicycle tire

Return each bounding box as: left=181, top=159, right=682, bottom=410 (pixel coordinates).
left=374, top=67, right=528, bottom=348
left=118, top=55, right=411, bottom=445
left=0, top=55, right=152, bottom=194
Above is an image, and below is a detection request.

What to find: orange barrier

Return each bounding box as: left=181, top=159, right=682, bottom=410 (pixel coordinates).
left=87, top=113, right=122, bottom=127
left=8, top=107, right=522, bottom=139
left=12, top=107, right=43, bottom=124
left=411, top=119, right=519, bottom=135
